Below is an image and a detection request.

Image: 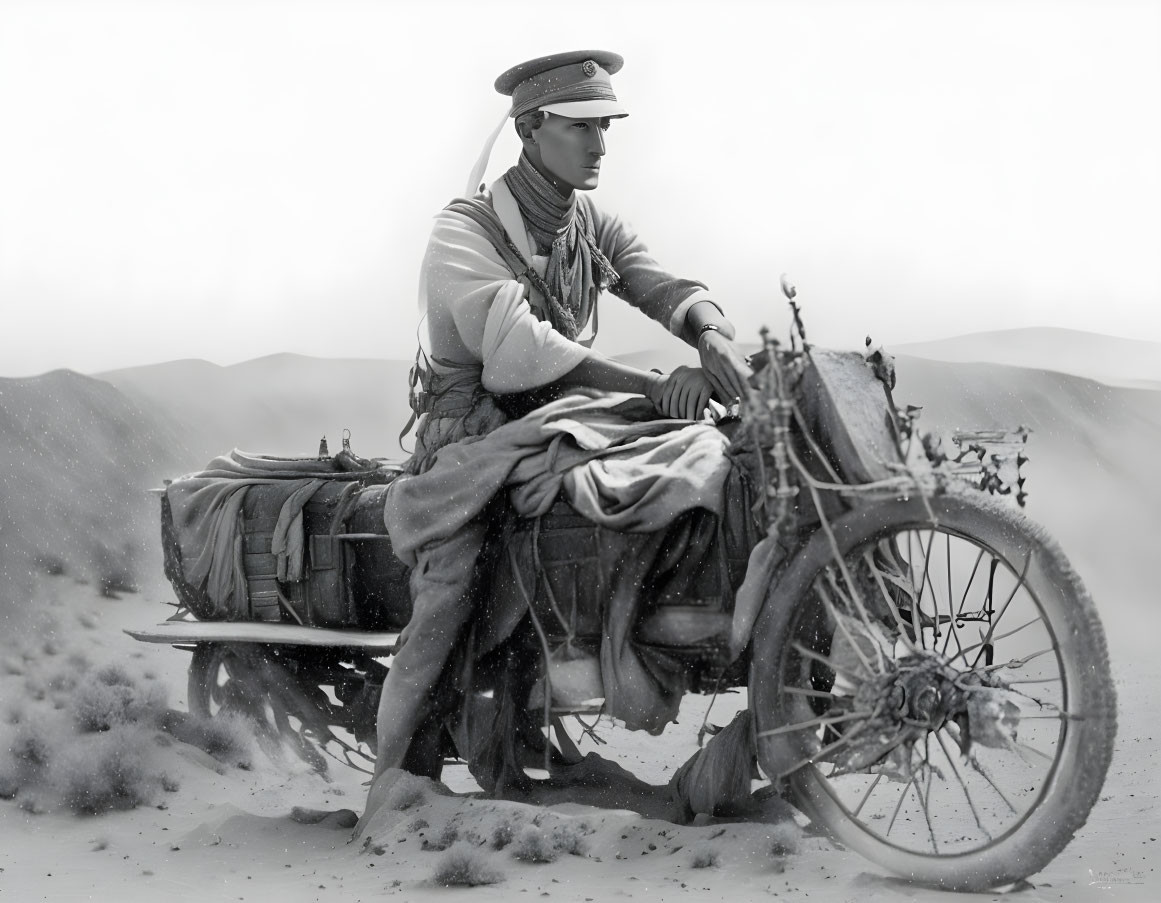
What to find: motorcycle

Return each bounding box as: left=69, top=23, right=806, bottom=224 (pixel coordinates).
left=129, top=289, right=1115, bottom=891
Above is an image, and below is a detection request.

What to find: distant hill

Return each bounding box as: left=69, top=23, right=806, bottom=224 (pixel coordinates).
left=98, top=354, right=415, bottom=469
left=893, top=327, right=1161, bottom=388
left=0, top=370, right=190, bottom=608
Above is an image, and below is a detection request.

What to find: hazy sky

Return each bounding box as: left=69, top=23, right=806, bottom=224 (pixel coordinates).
left=1, top=0, right=1159, bottom=376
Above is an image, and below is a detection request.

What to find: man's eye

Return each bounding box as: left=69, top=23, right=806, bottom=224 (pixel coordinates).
left=572, top=122, right=588, bottom=130
left=600, top=122, right=611, bottom=132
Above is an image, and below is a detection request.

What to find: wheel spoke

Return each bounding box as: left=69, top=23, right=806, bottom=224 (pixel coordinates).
left=861, top=550, right=919, bottom=652
left=976, top=647, right=1055, bottom=674
left=942, top=546, right=987, bottom=658
left=915, top=738, right=938, bottom=852
left=935, top=730, right=992, bottom=840
left=791, top=641, right=867, bottom=683
left=1015, top=741, right=1055, bottom=763
left=775, top=731, right=865, bottom=780
left=969, top=552, right=1034, bottom=669
left=823, top=566, right=888, bottom=672
left=916, top=530, right=939, bottom=646
left=938, top=533, right=966, bottom=658
left=814, top=576, right=877, bottom=676
left=886, top=774, right=917, bottom=836
left=949, top=614, right=1046, bottom=664
left=906, top=531, right=925, bottom=650
left=962, top=748, right=1019, bottom=815
left=755, top=709, right=872, bottom=740
left=851, top=772, right=883, bottom=818
left=782, top=685, right=842, bottom=701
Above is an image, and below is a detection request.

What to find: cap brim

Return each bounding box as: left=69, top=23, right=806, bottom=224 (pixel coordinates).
left=540, top=99, right=629, bottom=119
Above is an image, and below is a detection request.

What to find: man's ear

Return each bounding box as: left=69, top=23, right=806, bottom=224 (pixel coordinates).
left=515, top=120, right=537, bottom=147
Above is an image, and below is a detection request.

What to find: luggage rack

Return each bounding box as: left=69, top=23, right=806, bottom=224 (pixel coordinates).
left=124, top=619, right=400, bottom=652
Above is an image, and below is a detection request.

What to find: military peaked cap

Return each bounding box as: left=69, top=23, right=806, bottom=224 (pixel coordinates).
left=495, top=50, right=628, bottom=120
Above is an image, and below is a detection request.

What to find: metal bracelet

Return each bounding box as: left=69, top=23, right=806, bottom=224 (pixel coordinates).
left=697, top=323, right=722, bottom=344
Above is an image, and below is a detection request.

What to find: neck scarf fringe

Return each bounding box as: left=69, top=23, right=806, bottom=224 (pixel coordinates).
left=504, top=154, right=618, bottom=340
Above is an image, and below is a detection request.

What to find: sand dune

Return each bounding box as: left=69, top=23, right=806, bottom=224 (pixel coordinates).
left=0, top=369, right=188, bottom=611
left=894, top=327, right=1161, bottom=388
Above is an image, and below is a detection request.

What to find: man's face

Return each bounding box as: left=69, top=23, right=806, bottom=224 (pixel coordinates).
left=533, top=114, right=612, bottom=192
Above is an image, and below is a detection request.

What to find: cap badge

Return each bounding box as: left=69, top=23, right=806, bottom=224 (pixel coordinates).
left=581, top=59, right=597, bottom=78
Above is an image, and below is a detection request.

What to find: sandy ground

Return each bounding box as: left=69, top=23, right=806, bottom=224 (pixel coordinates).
left=0, top=572, right=1155, bottom=903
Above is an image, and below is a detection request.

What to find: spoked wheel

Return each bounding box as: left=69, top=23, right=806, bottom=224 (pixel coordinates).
left=750, top=490, right=1116, bottom=891
left=188, top=643, right=331, bottom=773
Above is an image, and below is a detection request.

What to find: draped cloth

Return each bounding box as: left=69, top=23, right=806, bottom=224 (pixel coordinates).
left=166, top=450, right=382, bottom=616
left=502, top=153, right=618, bottom=340
left=385, top=392, right=733, bottom=569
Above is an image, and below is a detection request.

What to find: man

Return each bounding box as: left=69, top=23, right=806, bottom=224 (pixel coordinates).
left=369, top=50, right=752, bottom=788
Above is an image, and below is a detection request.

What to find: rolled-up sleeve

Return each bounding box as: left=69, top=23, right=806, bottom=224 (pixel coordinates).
left=590, top=202, right=713, bottom=337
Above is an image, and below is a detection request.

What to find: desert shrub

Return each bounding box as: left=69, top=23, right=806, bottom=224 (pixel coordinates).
left=94, top=663, right=135, bottom=687
left=689, top=847, right=720, bottom=869
left=54, top=725, right=156, bottom=814
left=511, top=825, right=557, bottom=863
left=491, top=816, right=521, bottom=849
left=69, top=675, right=166, bottom=733
left=549, top=823, right=587, bottom=857
left=432, top=843, right=504, bottom=887
left=767, top=822, right=801, bottom=857
left=509, top=822, right=579, bottom=863
left=10, top=721, right=55, bottom=772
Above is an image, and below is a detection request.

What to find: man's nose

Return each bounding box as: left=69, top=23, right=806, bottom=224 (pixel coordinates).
left=591, top=129, right=605, bottom=156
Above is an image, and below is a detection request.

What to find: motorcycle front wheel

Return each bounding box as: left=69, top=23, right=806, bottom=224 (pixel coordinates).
left=749, top=489, right=1116, bottom=891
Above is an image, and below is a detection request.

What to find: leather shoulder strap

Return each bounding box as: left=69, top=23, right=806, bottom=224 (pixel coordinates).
left=444, top=197, right=533, bottom=280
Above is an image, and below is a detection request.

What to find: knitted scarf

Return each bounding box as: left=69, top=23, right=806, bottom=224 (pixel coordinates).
left=503, top=154, right=618, bottom=340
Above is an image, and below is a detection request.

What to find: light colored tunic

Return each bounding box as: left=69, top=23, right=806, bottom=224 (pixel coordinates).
left=418, top=178, right=712, bottom=393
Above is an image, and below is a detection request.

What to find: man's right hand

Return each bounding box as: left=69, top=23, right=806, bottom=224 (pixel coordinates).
left=646, top=366, right=715, bottom=420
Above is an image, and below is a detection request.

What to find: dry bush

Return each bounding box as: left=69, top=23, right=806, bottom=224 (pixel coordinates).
left=549, top=823, right=587, bottom=857
left=70, top=673, right=167, bottom=733
left=689, top=847, right=720, bottom=868
left=53, top=725, right=157, bottom=814
left=510, top=821, right=587, bottom=864
left=767, top=821, right=801, bottom=857
left=491, top=815, right=522, bottom=850
left=432, top=843, right=504, bottom=887
left=8, top=720, right=59, bottom=774
left=0, top=650, right=250, bottom=815
left=94, top=663, right=135, bottom=687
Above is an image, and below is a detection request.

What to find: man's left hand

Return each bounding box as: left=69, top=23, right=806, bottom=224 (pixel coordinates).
left=698, top=330, right=753, bottom=405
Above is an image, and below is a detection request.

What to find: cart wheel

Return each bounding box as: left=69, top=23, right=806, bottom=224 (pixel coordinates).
left=749, top=489, right=1116, bottom=891
left=188, top=643, right=329, bottom=773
